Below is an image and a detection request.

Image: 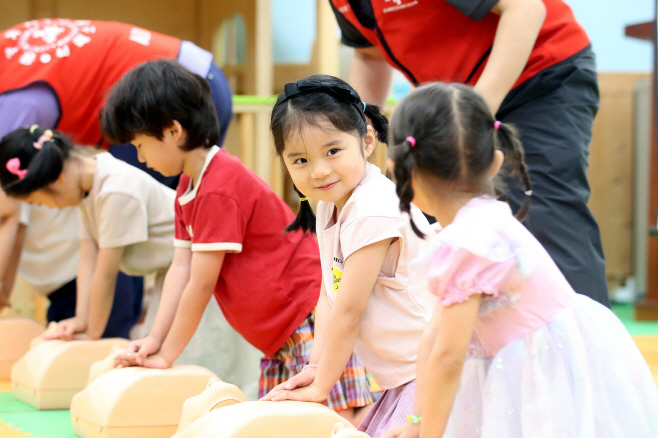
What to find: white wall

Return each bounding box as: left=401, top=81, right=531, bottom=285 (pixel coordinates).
left=569, top=0, right=653, bottom=72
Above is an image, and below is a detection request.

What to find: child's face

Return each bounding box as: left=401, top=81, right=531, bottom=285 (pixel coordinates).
left=282, top=121, right=376, bottom=210
left=131, top=123, right=186, bottom=177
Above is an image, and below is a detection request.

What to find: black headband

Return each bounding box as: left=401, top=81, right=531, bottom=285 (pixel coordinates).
left=277, top=79, right=366, bottom=120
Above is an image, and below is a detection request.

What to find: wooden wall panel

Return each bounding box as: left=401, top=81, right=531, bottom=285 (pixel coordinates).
left=0, top=0, right=32, bottom=31
left=53, top=0, right=199, bottom=43
left=589, top=73, right=650, bottom=290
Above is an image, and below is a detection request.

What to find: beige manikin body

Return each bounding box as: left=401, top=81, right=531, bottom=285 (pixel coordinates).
left=0, top=318, right=44, bottom=378
left=174, top=379, right=369, bottom=438
left=70, top=356, right=217, bottom=438
left=11, top=336, right=129, bottom=409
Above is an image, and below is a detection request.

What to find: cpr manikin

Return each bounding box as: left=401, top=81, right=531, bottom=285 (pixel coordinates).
left=0, top=318, right=44, bottom=378
left=11, top=335, right=129, bottom=409
left=70, top=354, right=217, bottom=438
left=173, top=379, right=360, bottom=438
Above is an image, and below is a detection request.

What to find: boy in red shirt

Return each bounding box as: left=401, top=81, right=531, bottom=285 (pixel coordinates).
left=104, top=60, right=372, bottom=423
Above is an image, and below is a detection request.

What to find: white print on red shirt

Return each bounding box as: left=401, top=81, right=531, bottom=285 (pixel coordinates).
left=383, top=0, right=418, bottom=14
left=3, top=19, right=151, bottom=66
left=3, top=19, right=94, bottom=65
left=129, top=27, right=152, bottom=46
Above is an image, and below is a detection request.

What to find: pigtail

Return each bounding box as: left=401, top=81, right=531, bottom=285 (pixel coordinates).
left=363, top=103, right=389, bottom=143
left=495, top=122, right=532, bottom=221
left=392, top=140, right=425, bottom=238
left=0, top=127, right=71, bottom=197
left=285, top=185, right=316, bottom=234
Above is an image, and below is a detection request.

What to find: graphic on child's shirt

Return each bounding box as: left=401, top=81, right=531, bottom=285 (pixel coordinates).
left=332, top=257, right=343, bottom=294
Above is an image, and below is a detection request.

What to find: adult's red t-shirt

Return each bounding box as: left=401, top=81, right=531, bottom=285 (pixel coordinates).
left=0, top=19, right=180, bottom=147
left=174, top=147, right=321, bottom=356
left=330, top=0, right=590, bottom=89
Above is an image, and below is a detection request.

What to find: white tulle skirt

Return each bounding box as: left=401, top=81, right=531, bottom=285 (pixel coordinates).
left=444, top=295, right=658, bottom=437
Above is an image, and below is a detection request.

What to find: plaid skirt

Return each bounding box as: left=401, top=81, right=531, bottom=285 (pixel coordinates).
left=259, top=312, right=373, bottom=411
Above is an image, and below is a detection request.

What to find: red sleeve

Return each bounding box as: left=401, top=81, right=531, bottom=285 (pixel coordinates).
left=174, top=196, right=191, bottom=248
left=190, top=193, right=248, bottom=253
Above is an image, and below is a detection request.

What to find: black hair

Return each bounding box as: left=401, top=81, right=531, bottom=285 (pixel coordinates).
left=271, top=74, right=389, bottom=233
left=389, top=83, right=532, bottom=237
left=0, top=126, right=73, bottom=197
left=101, top=59, right=219, bottom=151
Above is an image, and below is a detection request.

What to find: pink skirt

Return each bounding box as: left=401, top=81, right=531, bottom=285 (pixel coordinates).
left=358, top=380, right=416, bottom=438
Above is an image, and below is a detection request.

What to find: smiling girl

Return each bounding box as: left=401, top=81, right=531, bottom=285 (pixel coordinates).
left=262, top=75, right=436, bottom=437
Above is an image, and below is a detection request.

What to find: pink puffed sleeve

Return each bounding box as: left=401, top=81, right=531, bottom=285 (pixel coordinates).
left=427, top=237, right=521, bottom=307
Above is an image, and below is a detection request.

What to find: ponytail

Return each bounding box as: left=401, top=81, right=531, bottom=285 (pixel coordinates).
left=285, top=185, right=316, bottom=234
left=364, top=103, right=389, bottom=143
left=392, top=138, right=425, bottom=238
left=0, top=126, right=71, bottom=197
left=495, top=122, right=531, bottom=221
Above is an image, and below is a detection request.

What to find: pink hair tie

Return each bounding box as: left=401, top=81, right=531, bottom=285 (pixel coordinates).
left=406, top=136, right=416, bottom=147
left=6, top=158, right=27, bottom=180
left=33, top=129, right=53, bottom=150
left=494, top=121, right=501, bottom=131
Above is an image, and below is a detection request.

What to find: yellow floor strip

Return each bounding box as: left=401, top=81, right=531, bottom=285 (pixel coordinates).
left=633, top=335, right=658, bottom=387
left=0, top=421, right=33, bottom=438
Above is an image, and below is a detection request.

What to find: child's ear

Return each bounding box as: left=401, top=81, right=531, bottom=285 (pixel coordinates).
left=165, top=120, right=186, bottom=145
left=363, top=125, right=377, bottom=158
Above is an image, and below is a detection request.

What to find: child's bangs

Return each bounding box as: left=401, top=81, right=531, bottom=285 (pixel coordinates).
left=282, top=105, right=360, bottom=145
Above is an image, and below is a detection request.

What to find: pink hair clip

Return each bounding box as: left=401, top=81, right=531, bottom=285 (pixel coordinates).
left=494, top=121, right=501, bottom=131
left=6, top=158, right=27, bottom=180
left=33, top=129, right=53, bottom=150
left=406, top=136, right=416, bottom=147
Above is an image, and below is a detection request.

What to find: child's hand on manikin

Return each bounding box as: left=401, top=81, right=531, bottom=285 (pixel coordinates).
left=41, top=315, right=87, bottom=341
left=260, top=365, right=317, bottom=400
left=267, top=381, right=329, bottom=404
left=113, top=333, right=162, bottom=368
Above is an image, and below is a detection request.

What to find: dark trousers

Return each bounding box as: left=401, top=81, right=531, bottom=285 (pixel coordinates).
left=46, top=272, right=143, bottom=339
left=108, top=62, right=233, bottom=189
left=497, top=45, right=609, bottom=307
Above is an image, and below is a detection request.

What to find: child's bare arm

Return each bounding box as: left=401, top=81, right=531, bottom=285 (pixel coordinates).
left=419, top=295, right=479, bottom=438
left=144, top=250, right=225, bottom=368
left=314, top=238, right=393, bottom=392
left=268, top=238, right=393, bottom=402
left=86, top=246, right=125, bottom=339
left=114, top=247, right=193, bottom=367
left=0, top=196, right=21, bottom=306
left=382, top=297, right=478, bottom=438
left=44, top=239, right=98, bottom=340
left=121, top=247, right=193, bottom=365
left=309, top=283, right=330, bottom=365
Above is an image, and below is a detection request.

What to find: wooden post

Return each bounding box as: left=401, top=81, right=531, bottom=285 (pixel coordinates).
left=315, top=0, right=339, bottom=76
left=626, top=20, right=658, bottom=320
left=253, top=0, right=273, bottom=186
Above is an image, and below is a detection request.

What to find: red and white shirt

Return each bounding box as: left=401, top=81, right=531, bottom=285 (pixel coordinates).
left=174, top=147, right=321, bottom=356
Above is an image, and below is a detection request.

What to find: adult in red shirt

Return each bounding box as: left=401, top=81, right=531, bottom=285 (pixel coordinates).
left=331, top=0, right=609, bottom=306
